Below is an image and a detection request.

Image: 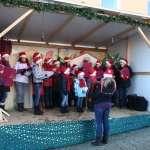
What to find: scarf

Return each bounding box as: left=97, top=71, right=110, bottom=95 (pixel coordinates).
left=79, top=79, right=86, bottom=88
left=90, top=76, right=97, bottom=82
left=62, top=74, right=72, bottom=92
left=20, top=60, right=30, bottom=67
left=0, top=60, right=2, bottom=65
left=43, top=63, right=54, bottom=71
left=94, top=66, right=102, bottom=70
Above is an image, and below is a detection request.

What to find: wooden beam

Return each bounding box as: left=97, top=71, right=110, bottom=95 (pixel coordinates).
left=133, top=72, right=150, bottom=75
left=0, top=9, right=34, bottom=38
left=136, top=27, right=150, bottom=48
left=46, top=16, right=74, bottom=44
left=11, top=41, right=107, bottom=52
left=18, top=13, right=32, bottom=42
left=72, top=22, right=107, bottom=46
left=96, top=27, right=135, bottom=48
left=126, top=37, right=130, bottom=61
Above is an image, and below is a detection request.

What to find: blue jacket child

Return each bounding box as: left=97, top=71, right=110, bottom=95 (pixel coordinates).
left=74, top=71, right=88, bottom=112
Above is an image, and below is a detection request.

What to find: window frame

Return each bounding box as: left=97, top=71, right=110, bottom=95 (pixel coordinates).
left=99, top=0, right=121, bottom=10
left=147, top=0, right=150, bottom=15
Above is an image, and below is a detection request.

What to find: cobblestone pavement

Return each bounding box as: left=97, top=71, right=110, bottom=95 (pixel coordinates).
left=56, top=127, right=150, bottom=150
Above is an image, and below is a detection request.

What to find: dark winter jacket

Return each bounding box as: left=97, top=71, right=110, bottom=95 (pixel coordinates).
left=60, top=75, right=68, bottom=93
left=53, top=74, right=61, bottom=92
left=88, top=81, right=115, bottom=104
left=116, top=65, right=133, bottom=88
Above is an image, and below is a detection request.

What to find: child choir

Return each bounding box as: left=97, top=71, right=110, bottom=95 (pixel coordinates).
left=0, top=51, right=133, bottom=115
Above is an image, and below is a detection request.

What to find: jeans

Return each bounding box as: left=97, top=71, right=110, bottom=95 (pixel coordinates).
left=44, top=86, right=52, bottom=99
left=61, top=93, right=68, bottom=107
left=118, top=87, right=129, bottom=108
left=33, top=83, right=42, bottom=106
left=94, top=108, right=110, bottom=136
left=0, top=92, right=8, bottom=104
left=77, top=97, right=83, bottom=107
left=15, top=82, right=28, bottom=103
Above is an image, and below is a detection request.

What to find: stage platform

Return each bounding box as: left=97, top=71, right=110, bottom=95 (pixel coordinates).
left=0, top=107, right=150, bottom=150
left=1, top=106, right=150, bottom=126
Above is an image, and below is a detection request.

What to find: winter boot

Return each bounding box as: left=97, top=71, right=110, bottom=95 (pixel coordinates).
left=21, top=103, right=28, bottom=111
left=64, top=106, right=69, bottom=113
left=79, top=107, right=84, bottom=112
left=34, top=106, right=43, bottom=115
left=38, top=102, right=44, bottom=113
left=77, top=107, right=80, bottom=112
left=0, top=105, right=6, bottom=111
left=102, top=133, right=109, bottom=144
left=91, top=136, right=102, bottom=146
left=44, top=98, right=49, bottom=109
left=60, top=107, right=65, bottom=113
left=48, top=99, right=53, bottom=109
left=17, top=103, right=23, bottom=112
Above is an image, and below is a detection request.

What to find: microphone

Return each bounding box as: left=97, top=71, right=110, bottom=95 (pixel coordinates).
left=41, top=32, right=44, bottom=41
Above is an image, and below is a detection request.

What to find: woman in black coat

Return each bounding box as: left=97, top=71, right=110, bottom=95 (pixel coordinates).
left=88, top=69, right=116, bottom=146
left=117, top=58, right=133, bottom=109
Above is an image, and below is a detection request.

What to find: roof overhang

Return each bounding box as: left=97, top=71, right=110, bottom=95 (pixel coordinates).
left=0, top=1, right=150, bottom=50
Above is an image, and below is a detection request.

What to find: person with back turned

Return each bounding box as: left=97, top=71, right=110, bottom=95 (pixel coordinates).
left=88, top=69, right=116, bottom=146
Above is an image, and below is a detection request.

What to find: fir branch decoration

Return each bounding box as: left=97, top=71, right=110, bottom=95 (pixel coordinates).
left=0, top=0, right=150, bottom=28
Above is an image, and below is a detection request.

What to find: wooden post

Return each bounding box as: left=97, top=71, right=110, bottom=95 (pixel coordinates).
left=136, top=27, right=150, bottom=48
left=0, top=9, right=34, bottom=38
left=58, top=48, right=60, bottom=57
left=126, top=37, right=130, bottom=61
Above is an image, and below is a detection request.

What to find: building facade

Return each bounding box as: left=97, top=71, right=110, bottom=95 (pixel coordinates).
left=68, top=0, right=149, bottom=15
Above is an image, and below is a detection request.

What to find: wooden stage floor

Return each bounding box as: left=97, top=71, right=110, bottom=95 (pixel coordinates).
left=1, top=106, right=150, bottom=126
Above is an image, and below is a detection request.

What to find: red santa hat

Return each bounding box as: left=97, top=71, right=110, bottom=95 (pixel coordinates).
left=64, top=57, right=71, bottom=62
left=120, top=58, right=128, bottom=64
left=96, top=59, right=102, bottom=65
left=60, top=66, right=70, bottom=75
left=106, top=59, right=114, bottom=66
left=53, top=60, right=60, bottom=65
left=72, top=64, right=78, bottom=70
left=33, top=52, right=40, bottom=59
left=33, top=57, right=42, bottom=64
left=103, top=69, right=114, bottom=78
left=44, top=57, right=52, bottom=64
left=77, top=71, right=84, bottom=78
left=19, top=52, right=26, bottom=58
left=88, top=69, right=96, bottom=76
left=83, top=60, right=89, bottom=63
left=1, top=52, right=9, bottom=58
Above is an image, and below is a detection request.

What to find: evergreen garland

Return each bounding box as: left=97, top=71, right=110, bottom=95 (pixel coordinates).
left=0, top=0, right=150, bottom=28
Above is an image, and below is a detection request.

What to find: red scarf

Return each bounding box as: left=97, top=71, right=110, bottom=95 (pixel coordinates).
left=0, top=60, right=2, bottom=65
left=21, top=61, right=30, bottom=67
left=94, top=66, right=102, bottom=70
left=90, top=76, right=97, bottom=82
left=79, top=79, right=86, bottom=88
left=62, top=74, right=72, bottom=92
left=43, top=63, right=54, bottom=71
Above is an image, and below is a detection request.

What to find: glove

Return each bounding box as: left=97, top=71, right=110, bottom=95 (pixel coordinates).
left=63, top=92, right=68, bottom=95
left=21, top=70, right=25, bottom=75
left=82, top=90, right=86, bottom=93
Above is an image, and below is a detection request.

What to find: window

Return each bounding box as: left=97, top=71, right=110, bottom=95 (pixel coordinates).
left=148, top=0, right=150, bottom=15
left=100, top=0, right=121, bottom=10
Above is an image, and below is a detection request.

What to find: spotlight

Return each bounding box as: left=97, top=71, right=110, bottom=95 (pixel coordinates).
left=41, top=32, right=44, bottom=41
left=111, top=38, right=114, bottom=45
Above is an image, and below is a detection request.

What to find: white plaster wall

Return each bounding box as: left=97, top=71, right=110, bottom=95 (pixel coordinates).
left=108, top=29, right=150, bottom=111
